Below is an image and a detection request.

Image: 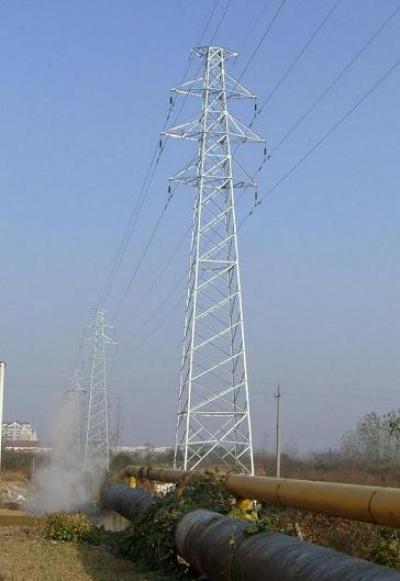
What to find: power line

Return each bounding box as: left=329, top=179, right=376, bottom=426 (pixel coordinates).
left=169, top=0, right=227, bottom=127
left=125, top=272, right=185, bottom=340
left=229, top=0, right=294, bottom=168
left=112, top=14, right=400, bottom=355
left=236, top=2, right=271, bottom=57
left=195, top=0, right=220, bottom=46
left=20, top=380, right=400, bottom=401
left=238, top=0, right=290, bottom=82
left=257, top=0, right=343, bottom=113
left=119, top=226, right=191, bottom=332
left=108, top=226, right=186, bottom=369
left=231, top=1, right=400, bottom=221
left=252, top=391, right=398, bottom=402
left=232, top=1, right=399, bottom=217
left=112, top=274, right=187, bottom=371
left=119, top=10, right=396, bottom=353
left=241, top=52, right=400, bottom=224
left=269, top=1, right=400, bottom=154
left=110, top=0, right=282, bottom=325
left=107, top=2, right=233, bottom=319
left=107, top=221, right=190, bottom=377
left=109, top=6, right=400, bottom=358
left=174, top=0, right=221, bottom=91
left=97, top=112, right=174, bottom=308
left=18, top=376, right=399, bottom=394
left=111, top=188, right=177, bottom=321
left=127, top=292, right=185, bottom=356
left=197, top=0, right=222, bottom=46
left=209, top=0, right=233, bottom=43
left=50, top=22, right=226, bottom=404
left=96, top=2, right=221, bottom=308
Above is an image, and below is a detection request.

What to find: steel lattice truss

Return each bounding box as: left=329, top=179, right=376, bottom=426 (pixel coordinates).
left=166, top=46, right=264, bottom=474
left=64, top=370, right=87, bottom=462
left=85, top=308, right=113, bottom=472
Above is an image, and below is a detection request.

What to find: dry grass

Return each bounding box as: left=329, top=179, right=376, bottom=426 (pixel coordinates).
left=1, top=470, right=28, bottom=483
left=0, top=527, right=164, bottom=581
left=0, top=509, right=39, bottom=528
left=254, top=452, right=400, bottom=487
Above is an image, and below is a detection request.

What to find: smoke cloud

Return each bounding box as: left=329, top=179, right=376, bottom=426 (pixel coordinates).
left=29, top=393, right=100, bottom=514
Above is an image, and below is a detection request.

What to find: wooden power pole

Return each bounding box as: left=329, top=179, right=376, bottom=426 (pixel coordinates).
left=274, top=384, right=281, bottom=478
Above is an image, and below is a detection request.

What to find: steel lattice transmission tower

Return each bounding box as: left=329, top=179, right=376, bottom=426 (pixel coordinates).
left=165, top=46, right=264, bottom=474
left=64, top=370, right=87, bottom=461
left=85, top=308, right=114, bottom=472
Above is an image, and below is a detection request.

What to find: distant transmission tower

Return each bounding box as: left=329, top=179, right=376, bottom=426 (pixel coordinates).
left=165, top=46, right=264, bottom=474
left=64, top=369, right=87, bottom=460
left=85, top=308, right=114, bottom=472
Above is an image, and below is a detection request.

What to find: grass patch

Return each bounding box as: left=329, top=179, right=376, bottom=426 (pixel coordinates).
left=0, top=526, right=165, bottom=581
left=0, top=508, right=40, bottom=528
left=44, top=512, right=96, bottom=543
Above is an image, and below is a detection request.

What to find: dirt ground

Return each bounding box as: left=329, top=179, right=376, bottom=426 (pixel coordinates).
left=0, top=508, right=38, bottom=528
left=0, top=476, right=168, bottom=581
left=0, top=526, right=164, bottom=581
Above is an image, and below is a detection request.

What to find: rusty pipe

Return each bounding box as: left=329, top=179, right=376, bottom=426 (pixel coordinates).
left=123, top=466, right=400, bottom=528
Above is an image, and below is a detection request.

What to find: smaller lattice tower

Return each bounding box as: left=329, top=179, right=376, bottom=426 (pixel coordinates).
left=64, top=369, right=87, bottom=460
left=84, top=308, right=114, bottom=472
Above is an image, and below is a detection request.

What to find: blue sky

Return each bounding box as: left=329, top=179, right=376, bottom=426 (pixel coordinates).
left=0, top=0, right=399, bottom=452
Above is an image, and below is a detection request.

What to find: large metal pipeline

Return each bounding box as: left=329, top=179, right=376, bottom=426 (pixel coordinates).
left=176, top=509, right=400, bottom=580
left=100, top=484, right=153, bottom=520
left=125, top=466, right=400, bottom=528
left=100, top=484, right=400, bottom=580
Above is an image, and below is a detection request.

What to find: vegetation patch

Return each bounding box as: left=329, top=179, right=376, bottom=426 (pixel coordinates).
left=0, top=526, right=162, bottom=581
left=107, top=469, right=400, bottom=575
left=45, top=511, right=98, bottom=543
left=43, top=468, right=400, bottom=576
left=107, top=469, right=239, bottom=576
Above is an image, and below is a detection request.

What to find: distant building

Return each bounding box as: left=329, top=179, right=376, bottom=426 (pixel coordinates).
left=2, top=421, right=38, bottom=442
left=113, top=445, right=173, bottom=458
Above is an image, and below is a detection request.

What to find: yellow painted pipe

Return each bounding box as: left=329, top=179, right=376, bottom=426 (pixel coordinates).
left=226, top=475, right=400, bottom=528
left=123, top=466, right=400, bottom=528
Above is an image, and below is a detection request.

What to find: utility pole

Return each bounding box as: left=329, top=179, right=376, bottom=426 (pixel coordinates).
left=85, top=308, right=114, bottom=472
left=113, top=396, right=122, bottom=449
left=0, top=361, right=6, bottom=476
left=274, top=384, right=281, bottom=478
left=165, top=46, right=264, bottom=474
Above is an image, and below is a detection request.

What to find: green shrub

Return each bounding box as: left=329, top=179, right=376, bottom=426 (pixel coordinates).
left=109, top=469, right=242, bottom=575
left=44, top=512, right=97, bottom=543
left=372, top=527, right=400, bottom=569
